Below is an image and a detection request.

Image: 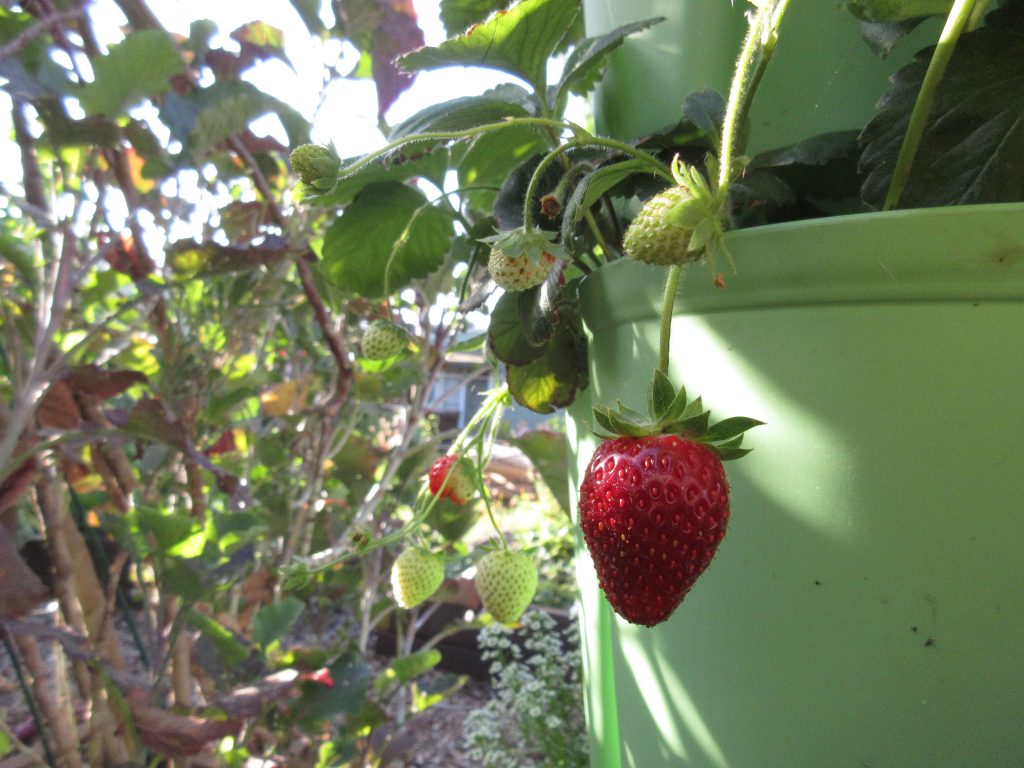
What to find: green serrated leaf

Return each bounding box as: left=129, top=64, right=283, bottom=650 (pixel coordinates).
left=488, top=290, right=547, bottom=364
left=704, top=416, right=764, bottom=443
left=447, top=332, right=487, bottom=354
left=681, top=89, right=727, bottom=141
left=292, top=649, right=373, bottom=722
left=440, top=0, right=511, bottom=35
left=506, top=310, right=587, bottom=413
left=322, top=182, right=453, bottom=297
left=846, top=0, right=952, bottom=22
left=79, top=30, right=184, bottom=117
left=252, top=597, right=304, bottom=648
left=375, top=648, right=442, bottom=697
left=459, top=123, right=547, bottom=213
left=648, top=369, right=676, bottom=420
left=560, top=159, right=651, bottom=243
left=859, top=18, right=929, bottom=59
left=389, top=89, right=532, bottom=140
left=399, top=0, right=579, bottom=92
left=516, top=275, right=559, bottom=346
left=512, top=429, right=570, bottom=513
left=189, top=609, right=249, bottom=666
left=555, top=17, right=663, bottom=101
left=860, top=5, right=1024, bottom=208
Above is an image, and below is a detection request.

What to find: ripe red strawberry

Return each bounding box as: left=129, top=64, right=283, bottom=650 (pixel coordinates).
left=578, top=369, right=760, bottom=626
left=579, top=435, right=730, bottom=626
left=428, top=454, right=475, bottom=506
left=474, top=549, right=538, bottom=624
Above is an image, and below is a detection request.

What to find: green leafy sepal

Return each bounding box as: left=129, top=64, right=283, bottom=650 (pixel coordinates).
left=592, top=368, right=762, bottom=460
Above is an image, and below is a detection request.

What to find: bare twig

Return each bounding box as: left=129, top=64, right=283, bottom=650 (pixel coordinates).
left=0, top=7, right=87, bottom=62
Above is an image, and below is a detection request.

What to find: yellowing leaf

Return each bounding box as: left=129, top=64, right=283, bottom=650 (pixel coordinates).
left=260, top=377, right=309, bottom=416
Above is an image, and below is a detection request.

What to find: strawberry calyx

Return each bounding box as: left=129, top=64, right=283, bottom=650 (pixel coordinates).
left=591, top=368, right=762, bottom=461
left=479, top=226, right=566, bottom=267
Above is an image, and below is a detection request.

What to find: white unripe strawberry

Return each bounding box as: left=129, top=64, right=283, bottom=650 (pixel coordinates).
left=391, top=548, right=445, bottom=609
left=474, top=550, right=538, bottom=624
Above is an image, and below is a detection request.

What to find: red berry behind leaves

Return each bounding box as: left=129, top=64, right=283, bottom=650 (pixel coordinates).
left=428, top=455, right=475, bottom=506
left=578, top=435, right=730, bottom=626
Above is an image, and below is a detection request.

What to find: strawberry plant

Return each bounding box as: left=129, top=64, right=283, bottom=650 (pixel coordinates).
left=2, top=0, right=1022, bottom=763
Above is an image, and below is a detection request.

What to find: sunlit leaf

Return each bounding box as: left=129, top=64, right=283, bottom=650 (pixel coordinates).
left=860, top=4, right=1024, bottom=208
left=252, top=597, right=304, bottom=647
left=79, top=30, right=184, bottom=117
left=399, top=0, right=579, bottom=92
left=321, top=182, right=453, bottom=297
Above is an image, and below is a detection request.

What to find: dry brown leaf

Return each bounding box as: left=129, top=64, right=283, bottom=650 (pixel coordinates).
left=127, top=689, right=241, bottom=758
left=0, top=525, right=49, bottom=618
left=37, top=380, right=81, bottom=429
left=65, top=364, right=147, bottom=400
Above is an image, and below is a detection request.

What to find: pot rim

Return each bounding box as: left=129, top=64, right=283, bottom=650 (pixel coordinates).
left=579, top=202, right=1024, bottom=333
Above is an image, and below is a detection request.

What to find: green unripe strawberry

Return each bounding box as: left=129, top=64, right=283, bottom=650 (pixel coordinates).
left=623, top=186, right=704, bottom=267
left=289, top=144, right=340, bottom=190
left=487, top=247, right=557, bottom=292
left=391, top=548, right=445, bottom=609
left=361, top=320, right=407, bottom=360
left=475, top=550, right=538, bottom=624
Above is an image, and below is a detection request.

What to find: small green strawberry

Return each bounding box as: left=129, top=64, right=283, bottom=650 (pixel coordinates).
left=391, top=548, right=445, bottom=609
left=361, top=320, right=408, bottom=360
left=623, top=160, right=726, bottom=268
left=289, top=144, right=340, bottom=190
left=474, top=550, right=538, bottom=624
left=480, top=227, right=565, bottom=292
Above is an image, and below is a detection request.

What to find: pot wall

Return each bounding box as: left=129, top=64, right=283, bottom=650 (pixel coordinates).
left=582, top=0, right=939, bottom=151
left=569, top=204, right=1024, bottom=767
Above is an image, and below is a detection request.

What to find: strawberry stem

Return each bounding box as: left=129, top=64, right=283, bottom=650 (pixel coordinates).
left=717, top=0, right=793, bottom=194
left=659, top=265, right=683, bottom=375
left=882, top=0, right=976, bottom=211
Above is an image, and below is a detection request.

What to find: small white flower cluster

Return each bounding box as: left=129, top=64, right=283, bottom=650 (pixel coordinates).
left=464, top=610, right=589, bottom=767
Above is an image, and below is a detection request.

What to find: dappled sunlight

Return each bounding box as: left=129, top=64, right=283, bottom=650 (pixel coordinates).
left=668, top=315, right=860, bottom=546
left=619, top=627, right=733, bottom=768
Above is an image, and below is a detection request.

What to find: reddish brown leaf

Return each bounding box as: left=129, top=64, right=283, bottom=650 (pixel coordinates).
left=100, top=233, right=152, bottom=280
left=127, top=690, right=241, bottom=758
left=123, top=398, right=188, bottom=450
left=235, top=128, right=289, bottom=156
left=210, top=669, right=300, bottom=719
left=65, top=365, right=147, bottom=400
left=372, top=0, right=425, bottom=117
left=37, top=380, right=82, bottom=429
left=0, top=526, right=49, bottom=618
left=0, top=457, right=38, bottom=515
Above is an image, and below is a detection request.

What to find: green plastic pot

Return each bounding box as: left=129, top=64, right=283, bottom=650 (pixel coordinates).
left=583, top=0, right=938, bottom=151
left=567, top=204, right=1024, bottom=767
